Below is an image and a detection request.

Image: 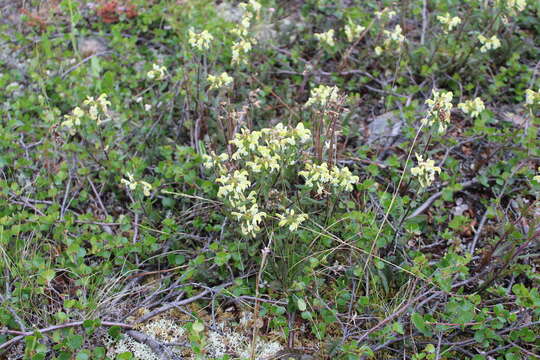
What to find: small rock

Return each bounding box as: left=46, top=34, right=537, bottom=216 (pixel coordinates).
left=78, top=37, right=108, bottom=58
left=368, top=111, right=402, bottom=144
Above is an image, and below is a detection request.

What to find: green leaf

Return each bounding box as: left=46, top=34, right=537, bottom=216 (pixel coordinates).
left=392, top=321, right=404, bottom=335
left=39, top=269, right=56, bottom=284
left=108, top=326, right=122, bottom=340
left=117, top=352, right=133, bottom=360
left=297, top=298, right=307, bottom=312
left=411, top=313, right=432, bottom=336
left=76, top=350, right=91, bottom=360
left=300, top=311, right=312, bottom=320
left=67, top=335, right=83, bottom=350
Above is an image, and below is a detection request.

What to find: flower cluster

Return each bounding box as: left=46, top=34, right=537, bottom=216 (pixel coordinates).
left=204, top=123, right=312, bottom=237
left=421, top=89, right=453, bottom=134
left=375, top=25, right=405, bottom=55
left=458, top=97, right=485, bottom=118
left=121, top=172, right=152, bottom=196
left=230, top=1, right=261, bottom=65
left=304, top=85, right=341, bottom=108
left=525, top=88, right=540, bottom=105
left=232, top=39, right=253, bottom=65
left=188, top=29, right=214, bottom=51
left=411, top=154, right=441, bottom=188
left=61, top=93, right=111, bottom=134
left=478, top=34, right=501, bottom=52
left=207, top=72, right=234, bottom=90
left=147, top=63, right=167, bottom=80
left=299, top=162, right=358, bottom=195
left=437, top=12, right=461, bottom=32
left=344, top=21, right=366, bottom=42
left=315, top=29, right=335, bottom=47
left=276, top=209, right=308, bottom=231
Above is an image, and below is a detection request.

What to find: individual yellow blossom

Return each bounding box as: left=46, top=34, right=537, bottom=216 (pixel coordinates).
left=331, top=166, right=359, bottom=192
left=411, top=154, right=441, bottom=188
left=231, top=203, right=266, bottom=237
left=230, top=128, right=262, bottom=159
left=305, top=85, right=341, bottom=108
left=147, top=63, right=167, bottom=80
left=139, top=181, right=152, bottom=197
left=207, top=72, right=234, bottom=90
left=437, top=13, right=461, bottom=32
left=276, top=209, right=308, bottom=231
left=291, top=123, right=311, bottom=144
left=458, top=97, right=485, bottom=118
left=375, top=8, right=396, bottom=19
left=96, top=93, right=111, bottom=112
left=525, top=89, right=540, bottom=105
left=533, top=167, right=540, bottom=183
left=121, top=173, right=152, bottom=196
left=315, top=29, right=335, bottom=47
left=216, top=170, right=251, bottom=198
left=344, top=22, right=365, bottom=42
left=61, top=106, right=84, bottom=135
left=202, top=151, right=229, bottom=171
left=385, top=25, right=405, bottom=43
left=300, top=162, right=358, bottom=194
left=421, top=89, right=453, bottom=134
left=246, top=153, right=281, bottom=173
left=378, top=25, right=405, bottom=53
left=231, top=39, right=253, bottom=65
left=478, top=35, right=501, bottom=52
left=188, top=29, right=214, bottom=51
left=121, top=172, right=137, bottom=190
left=299, top=162, right=331, bottom=194
left=83, top=93, right=111, bottom=124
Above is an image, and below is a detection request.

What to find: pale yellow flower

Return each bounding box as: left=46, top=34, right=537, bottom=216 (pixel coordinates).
left=147, top=63, right=167, bottom=80
left=331, top=166, right=359, bottom=192
left=525, top=89, right=540, bottom=105
left=437, top=13, right=461, bottom=32
left=315, top=29, right=335, bottom=47
left=305, top=85, right=341, bottom=107
left=276, top=209, right=308, bottom=231
left=344, top=22, right=365, bottom=42
left=422, top=89, right=453, bottom=134
left=231, top=39, right=253, bottom=65
left=207, top=72, right=234, bottom=90
left=121, top=173, right=152, bottom=196
left=533, top=167, right=540, bottom=183
left=478, top=35, right=501, bottom=52
left=458, top=97, right=485, bottom=118
left=231, top=203, right=266, bottom=237
left=139, top=181, right=152, bottom=196
left=385, top=25, right=405, bottom=43
left=411, top=154, right=441, bottom=188
left=188, top=29, right=214, bottom=51
left=292, top=123, right=311, bottom=144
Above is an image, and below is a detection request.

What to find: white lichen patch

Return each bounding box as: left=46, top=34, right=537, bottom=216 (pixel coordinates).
left=141, top=318, right=186, bottom=342
left=106, top=335, right=161, bottom=360
left=106, top=318, right=185, bottom=359
left=205, top=322, right=283, bottom=360
left=105, top=311, right=282, bottom=360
